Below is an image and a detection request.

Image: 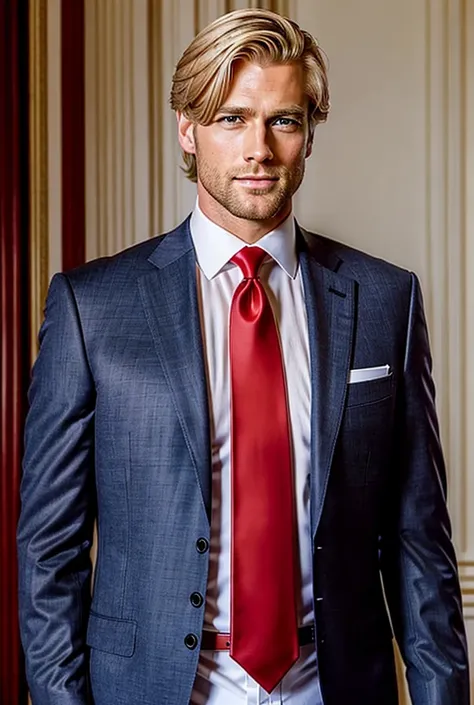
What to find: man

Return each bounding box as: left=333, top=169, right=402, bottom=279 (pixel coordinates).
left=18, top=8, right=469, bottom=705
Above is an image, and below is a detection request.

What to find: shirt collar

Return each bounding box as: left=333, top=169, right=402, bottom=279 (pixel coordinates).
left=190, top=200, right=298, bottom=281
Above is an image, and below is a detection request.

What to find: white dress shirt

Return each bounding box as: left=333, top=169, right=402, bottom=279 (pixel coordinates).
left=189, top=203, right=323, bottom=705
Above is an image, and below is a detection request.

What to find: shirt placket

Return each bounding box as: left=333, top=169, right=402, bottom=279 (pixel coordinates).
left=245, top=673, right=283, bottom=705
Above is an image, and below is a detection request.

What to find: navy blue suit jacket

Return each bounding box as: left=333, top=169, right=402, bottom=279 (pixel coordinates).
left=18, top=219, right=469, bottom=704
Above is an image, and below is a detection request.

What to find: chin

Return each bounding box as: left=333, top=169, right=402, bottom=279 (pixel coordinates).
left=229, top=195, right=287, bottom=221
left=232, top=206, right=281, bottom=222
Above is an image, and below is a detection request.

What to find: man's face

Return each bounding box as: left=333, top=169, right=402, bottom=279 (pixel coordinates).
left=177, top=61, right=313, bottom=234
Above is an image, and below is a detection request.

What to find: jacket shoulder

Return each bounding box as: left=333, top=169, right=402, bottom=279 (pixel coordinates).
left=301, top=228, right=413, bottom=288
left=61, top=216, right=192, bottom=288
left=63, top=234, right=164, bottom=287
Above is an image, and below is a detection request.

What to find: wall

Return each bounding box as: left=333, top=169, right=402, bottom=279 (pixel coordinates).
left=294, top=1, right=471, bottom=700
left=465, top=0, right=474, bottom=674
left=81, top=0, right=474, bottom=700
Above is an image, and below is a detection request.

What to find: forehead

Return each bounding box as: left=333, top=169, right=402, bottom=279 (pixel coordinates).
left=223, top=61, right=307, bottom=107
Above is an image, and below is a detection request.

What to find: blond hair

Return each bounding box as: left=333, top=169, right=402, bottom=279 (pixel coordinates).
left=170, top=8, right=330, bottom=182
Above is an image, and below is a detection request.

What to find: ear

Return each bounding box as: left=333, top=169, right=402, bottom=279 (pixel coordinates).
left=305, top=127, right=314, bottom=159
left=176, top=112, right=196, bottom=154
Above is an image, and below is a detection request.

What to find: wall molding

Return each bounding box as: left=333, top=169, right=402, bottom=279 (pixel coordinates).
left=46, top=0, right=62, bottom=282
left=85, top=0, right=150, bottom=259
left=29, top=0, right=49, bottom=363
left=459, top=562, right=474, bottom=618
left=425, top=0, right=467, bottom=555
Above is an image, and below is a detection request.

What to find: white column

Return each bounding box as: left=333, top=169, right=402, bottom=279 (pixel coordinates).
left=149, top=0, right=198, bottom=235
left=85, top=0, right=150, bottom=259
left=197, top=0, right=229, bottom=30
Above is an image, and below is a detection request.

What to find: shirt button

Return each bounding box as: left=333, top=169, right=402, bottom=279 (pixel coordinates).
left=184, top=633, right=199, bottom=650
left=190, top=592, right=204, bottom=608
left=196, top=537, right=209, bottom=553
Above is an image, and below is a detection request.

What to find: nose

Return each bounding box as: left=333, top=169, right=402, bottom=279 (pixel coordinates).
left=243, top=123, right=274, bottom=163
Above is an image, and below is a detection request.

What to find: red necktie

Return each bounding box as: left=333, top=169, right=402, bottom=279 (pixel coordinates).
left=229, top=246, right=299, bottom=693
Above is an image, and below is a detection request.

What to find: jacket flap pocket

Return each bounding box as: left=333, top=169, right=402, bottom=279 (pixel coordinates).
left=86, top=610, right=137, bottom=657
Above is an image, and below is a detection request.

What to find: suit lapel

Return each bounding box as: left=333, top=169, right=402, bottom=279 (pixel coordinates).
left=138, top=220, right=212, bottom=521
left=137, top=219, right=355, bottom=533
left=298, top=228, right=356, bottom=539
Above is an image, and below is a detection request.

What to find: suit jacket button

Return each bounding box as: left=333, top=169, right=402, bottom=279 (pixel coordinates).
left=196, top=537, right=209, bottom=554
left=184, top=633, right=199, bottom=650
left=190, top=592, right=204, bottom=608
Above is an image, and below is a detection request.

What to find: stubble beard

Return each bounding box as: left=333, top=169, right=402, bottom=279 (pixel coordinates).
left=195, top=152, right=306, bottom=223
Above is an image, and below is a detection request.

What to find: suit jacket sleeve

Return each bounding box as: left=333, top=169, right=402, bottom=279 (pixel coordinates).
left=380, top=272, right=469, bottom=704
left=17, top=273, right=96, bottom=705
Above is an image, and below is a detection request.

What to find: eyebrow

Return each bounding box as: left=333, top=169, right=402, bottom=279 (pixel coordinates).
left=215, top=105, right=307, bottom=120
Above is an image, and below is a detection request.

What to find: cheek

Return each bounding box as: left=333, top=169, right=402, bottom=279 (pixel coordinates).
left=214, top=132, right=244, bottom=158
left=282, top=147, right=308, bottom=173
left=275, top=135, right=308, bottom=164
left=197, top=133, right=241, bottom=164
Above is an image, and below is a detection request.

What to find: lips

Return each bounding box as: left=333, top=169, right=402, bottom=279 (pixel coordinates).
left=234, top=175, right=278, bottom=181
left=234, top=175, right=280, bottom=189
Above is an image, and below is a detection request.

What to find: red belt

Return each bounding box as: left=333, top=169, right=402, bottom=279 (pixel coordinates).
left=201, top=625, right=315, bottom=651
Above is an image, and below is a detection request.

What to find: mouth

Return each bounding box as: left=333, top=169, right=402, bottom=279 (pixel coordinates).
left=234, top=175, right=279, bottom=188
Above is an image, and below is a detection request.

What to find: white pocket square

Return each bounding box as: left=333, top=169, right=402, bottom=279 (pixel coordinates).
left=348, top=365, right=391, bottom=384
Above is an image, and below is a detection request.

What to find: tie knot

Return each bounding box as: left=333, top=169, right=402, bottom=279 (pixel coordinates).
left=231, top=247, right=267, bottom=279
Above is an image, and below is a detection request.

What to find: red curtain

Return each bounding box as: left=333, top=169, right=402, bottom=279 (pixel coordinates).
left=0, top=0, right=30, bottom=703
left=62, top=0, right=85, bottom=272
left=0, top=1, right=84, bottom=700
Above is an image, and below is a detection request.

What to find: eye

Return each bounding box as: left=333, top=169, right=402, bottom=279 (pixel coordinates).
left=273, top=117, right=300, bottom=129
left=218, top=115, right=243, bottom=125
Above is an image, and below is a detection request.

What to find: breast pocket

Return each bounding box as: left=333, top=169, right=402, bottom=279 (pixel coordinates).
left=345, top=372, right=393, bottom=408
left=334, top=374, right=396, bottom=487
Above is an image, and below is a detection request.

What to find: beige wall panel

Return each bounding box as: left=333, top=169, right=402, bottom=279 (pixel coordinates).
left=150, top=0, right=197, bottom=233
left=294, top=0, right=427, bottom=275
left=133, top=1, right=151, bottom=244
left=84, top=0, right=98, bottom=259
left=85, top=0, right=150, bottom=259
left=466, top=0, right=474, bottom=538
left=294, top=0, right=467, bottom=538
left=197, top=0, right=229, bottom=30
left=47, top=0, right=62, bottom=278
left=294, top=0, right=471, bottom=698
left=230, top=0, right=252, bottom=8
left=29, top=0, right=49, bottom=363
left=464, top=1, right=474, bottom=680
